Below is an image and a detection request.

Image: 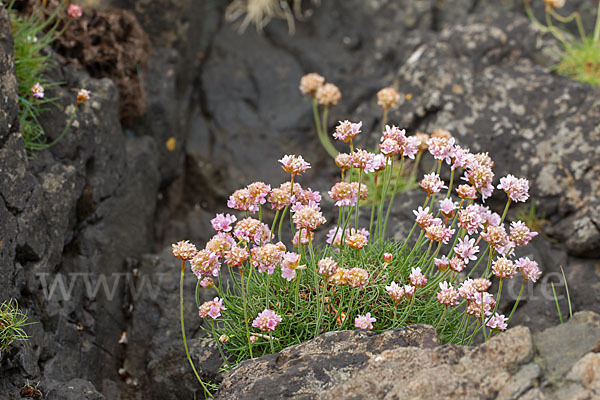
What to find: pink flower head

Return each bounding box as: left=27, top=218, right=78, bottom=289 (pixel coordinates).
left=224, top=245, right=249, bottom=267
left=354, top=312, right=376, bottom=330
left=346, top=232, right=369, bottom=250
left=463, top=165, right=494, bottom=201
left=439, top=198, right=457, bottom=218
left=481, top=225, right=510, bottom=250
left=233, top=217, right=272, bottom=245
left=334, top=120, right=362, bottom=142
left=409, top=267, right=427, bottom=288
left=367, top=154, right=387, bottom=172
left=381, top=125, right=406, bottom=143
left=413, top=206, right=436, bottom=229
left=427, top=136, right=455, bottom=164
left=347, top=267, right=369, bottom=289
left=492, top=257, right=517, bottom=279
left=451, top=145, right=476, bottom=171
left=329, top=182, right=359, bottom=207
left=292, top=229, right=314, bottom=247
left=449, top=256, right=465, bottom=273
left=487, top=313, right=508, bottom=331
left=437, top=282, right=459, bottom=306
left=420, top=173, right=446, bottom=194
left=425, top=224, right=455, bottom=244
left=190, top=250, right=220, bottom=278
left=293, top=203, right=326, bottom=231
left=401, top=136, right=420, bottom=159
left=31, top=82, right=44, bottom=99
left=467, top=292, right=496, bottom=318
left=510, top=221, right=538, bottom=247
left=297, top=187, right=322, bottom=205
left=380, top=138, right=400, bottom=156
left=252, top=309, right=282, bottom=332
left=171, top=240, right=197, bottom=260
left=199, top=277, right=215, bottom=288
left=435, top=255, right=450, bottom=272
left=351, top=149, right=375, bottom=170
left=206, top=232, right=235, bottom=257
left=516, top=257, right=542, bottom=282
left=456, top=184, right=478, bottom=200
left=299, top=73, right=325, bottom=95
left=251, top=244, right=284, bottom=275
left=67, top=4, right=83, bottom=18
left=198, top=297, right=226, bottom=319
left=326, top=227, right=369, bottom=247
left=249, top=335, right=258, bottom=343
left=473, top=278, right=492, bottom=292
left=317, top=257, right=339, bottom=278
left=279, top=155, right=311, bottom=176
left=247, top=182, right=271, bottom=205
left=454, top=235, right=479, bottom=264
left=228, top=188, right=257, bottom=212
left=498, top=174, right=530, bottom=203
left=211, top=213, right=237, bottom=232
left=383, top=252, right=393, bottom=264
left=403, top=285, right=416, bottom=297
left=458, top=205, right=484, bottom=235
left=386, top=281, right=405, bottom=304
left=459, top=279, right=477, bottom=300
left=335, top=153, right=353, bottom=170
left=280, top=252, right=302, bottom=281
left=76, top=89, right=90, bottom=105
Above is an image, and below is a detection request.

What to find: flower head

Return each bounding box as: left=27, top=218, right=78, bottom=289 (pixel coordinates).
left=247, top=182, right=271, bottom=205
left=76, top=89, right=90, bottom=105
left=458, top=205, right=484, bottom=235
left=31, top=82, right=44, bottom=99
left=172, top=240, right=197, bottom=260
left=198, top=297, right=226, bottom=319
left=252, top=309, right=282, bottom=332
left=487, top=313, right=508, bottom=331
left=251, top=244, right=284, bottom=275
left=497, top=175, right=530, bottom=203
left=510, top=221, right=538, bottom=247
left=381, top=125, right=407, bottom=143
left=543, top=0, right=565, bottom=9
left=383, top=253, right=393, bottom=264
left=326, top=227, right=369, bottom=247
left=351, top=149, right=375, bottom=170
left=425, top=224, right=455, bottom=244
left=492, top=257, right=517, bottom=279
left=420, top=173, right=446, bottom=194
left=439, top=198, right=457, bottom=218
left=449, top=256, right=466, bottom=273
left=281, top=252, right=303, bottom=281
left=211, top=213, right=237, bottom=232
left=435, top=256, right=450, bottom=272
left=380, top=138, right=400, bottom=156
left=293, top=203, right=326, bottom=231
left=224, top=245, right=249, bottom=267
left=315, top=83, right=341, bottom=106
left=200, top=277, right=215, bottom=289
left=206, top=232, right=235, bottom=257
left=403, top=285, right=416, bottom=297
left=329, top=182, right=359, bottom=207
left=279, top=155, right=311, bottom=176
left=481, top=225, right=510, bottom=250
left=190, top=250, right=220, bottom=278
left=334, top=120, right=362, bottom=142
left=354, top=312, right=376, bottom=330
left=299, top=73, right=325, bottom=95
left=437, top=282, right=459, bottom=306
left=516, top=257, right=542, bottom=282
left=233, top=217, right=272, bottom=245
left=456, top=184, right=478, bottom=200
left=335, top=153, right=353, bottom=171
left=347, top=267, right=369, bottom=288
left=377, top=87, right=401, bottom=110
left=409, top=267, right=427, bottom=288
left=472, top=278, right=492, bottom=292
left=427, top=136, right=455, bottom=164
left=67, top=4, right=83, bottom=18
left=386, top=281, right=405, bottom=304
left=454, top=235, right=479, bottom=264
left=346, top=232, right=368, bottom=250
left=317, top=257, right=339, bottom=279
left=413, top=206, right=437, bottom=229
left=228, top=188, right=257, bottom=212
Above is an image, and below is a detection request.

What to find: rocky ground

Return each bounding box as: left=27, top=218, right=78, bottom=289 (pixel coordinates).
left=0, top=0, right=598, bottom=399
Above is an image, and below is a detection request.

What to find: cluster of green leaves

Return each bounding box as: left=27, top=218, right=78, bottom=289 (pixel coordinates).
left=8, top=1, right=65, bottom=155
left=0, top=299, right=30, bottom=353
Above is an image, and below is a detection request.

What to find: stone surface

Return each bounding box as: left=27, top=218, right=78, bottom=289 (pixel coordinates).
left=217, top=312, right=600, bottom=400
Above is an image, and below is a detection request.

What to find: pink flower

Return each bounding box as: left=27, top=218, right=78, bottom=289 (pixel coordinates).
left=247, top=182, right=271, bottom=205
left=171, top=240, right=197, bottom=260
left=31, top=82, right=44, bottom=99
left=425, top=224, right=454, bottom=244
left=354, top=312, right=376, bottom=330
left=437, top=282, right=459, bottom=306
left=497, top=175, right=530, bottom=203
left=473, top=278, right=492, bottom=292
left=435, top=256, right=450, bottom=271
left=409, top=267, right=427, bottom=288
left=228, top=188, right=257, bottom=212
left=380, top=138, right=400, bottom=156
left=335, top=153, right=353, bottom=170
left=67, top=4, right=83, bottom=18
left=234, top=217, right=272, bottom=245
left=463, top=165, right=495, bottom=201
left=351, top=149, right=375, bottom=170
left=467, top=292, right=495, bottom=318
left=279, top=155, right=311, bottom=176
left=454, top=235, right=479, bottom=264
left=381, top=125, right=406, bottom=143
left=401, top=136, right=420, bottom=159
left=481, top=225, right=510, bottom=250
left=206, top=232, right=235, bottom=257
left=427, top=136, right=455, bottom=164
left=383, top=253, right=393, bottom=264
left=492, top=257, right=517, bottom=279
left=510, top=221, right=538, bottom=247
left=329, top=182, right=359, bottom=207
left=198, top=297, right=226, bottom=319
left=439, top=198, right=457, bottom=217
left=403, top=285, right=416, bottom=297
left=377, top=87, right=401, bottom=110
left=317, top=257, right=339, bottom=278
left=458, top=205, right=484, bottom=235
left=224, top=245, right=249, bottom=267
left=347, top=267, right=369, bottom=288
left=346, top=232, right=368, bottom=250
left=249, top=335, right=258, bottom=343
left=326, top=227, right=369, bottom=247
left=280, top=252, right=302, bottom=281
left=449, top=256, right=466, bottom=273
left=413, top=206, right=436, bottom=229
left=456, top=184, right=478, bottom=200
left=516, top=257, right=542, bottom=282
left=293, top=203, right=326, bottom=231
left=199, top=277, right=215, bottom=288
left=459, top=279, right=477, bottom=300
left=487, top=313, right=508, bottom=331
left=292, top=229, right=313, bottom=247
left=367, top=154, right=387, bottom=172
left=211, top=213, right=237, bottom=232
left=299, top=73, right=325, bottom=95
left=334, top=120, right=362, bottom=142
left=190, top=250, right=220, bottom=278
left=386, top=282, right=405, bottom=304
left=420, top=173, right=446, bottom=194
left=452, top=146, right=476, bottom=171
left=252, top=309, right=282, bottom=332
left=251, top=244, right=284, bottom=275
left=76, top=89, right=90, bottom=105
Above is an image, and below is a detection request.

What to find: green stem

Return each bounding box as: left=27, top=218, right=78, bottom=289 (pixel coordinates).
left=382, top=156, right=405, bottom=238
left=313, top=100, right=337, bottom=158
left=594, top=0, right=600, bottom=42
left=507, top=279, right=526, bottom=322
left=240, top=268, right=253, bottom=359
left=179, top=260, right=213, bottom=397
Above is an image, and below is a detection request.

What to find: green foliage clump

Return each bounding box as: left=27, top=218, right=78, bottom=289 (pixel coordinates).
left=0, top=299, right=31, bottom=353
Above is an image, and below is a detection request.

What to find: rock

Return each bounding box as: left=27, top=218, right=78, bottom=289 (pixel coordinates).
left=217, top=312, right=600, bottom=399
left=0, top=5, right=19, bottom=144
left=44, top=378, right=105, bottom=400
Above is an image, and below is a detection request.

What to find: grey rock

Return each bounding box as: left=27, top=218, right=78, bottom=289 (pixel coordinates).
left=44, top=378, right=105, bottom=400
left=0, top=5, right=18, bottom=144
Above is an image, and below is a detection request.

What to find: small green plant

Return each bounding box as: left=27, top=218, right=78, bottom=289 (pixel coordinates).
left=0, top=299, right=31, bottom=353
left=8, top=1, right=86, bottom=156
left=525, top=0, right=600, bottom=86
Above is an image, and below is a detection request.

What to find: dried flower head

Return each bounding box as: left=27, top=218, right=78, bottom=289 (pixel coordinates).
left=347, top=267, right=369, bottom=288
left=315, top=83, right=341, bottom=106
left=317, top=257, right=339, bottom=279
left=252, top=309, right=282, bottom=332
left=299, top=73, right=325, bottom=95
left=355, top=312, right=376, bottom=330
left=377, top=87, right=401, bottom=110
left=432, top=128, right=452, bottom=139
left=172, top=240, right=197, bottom=260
